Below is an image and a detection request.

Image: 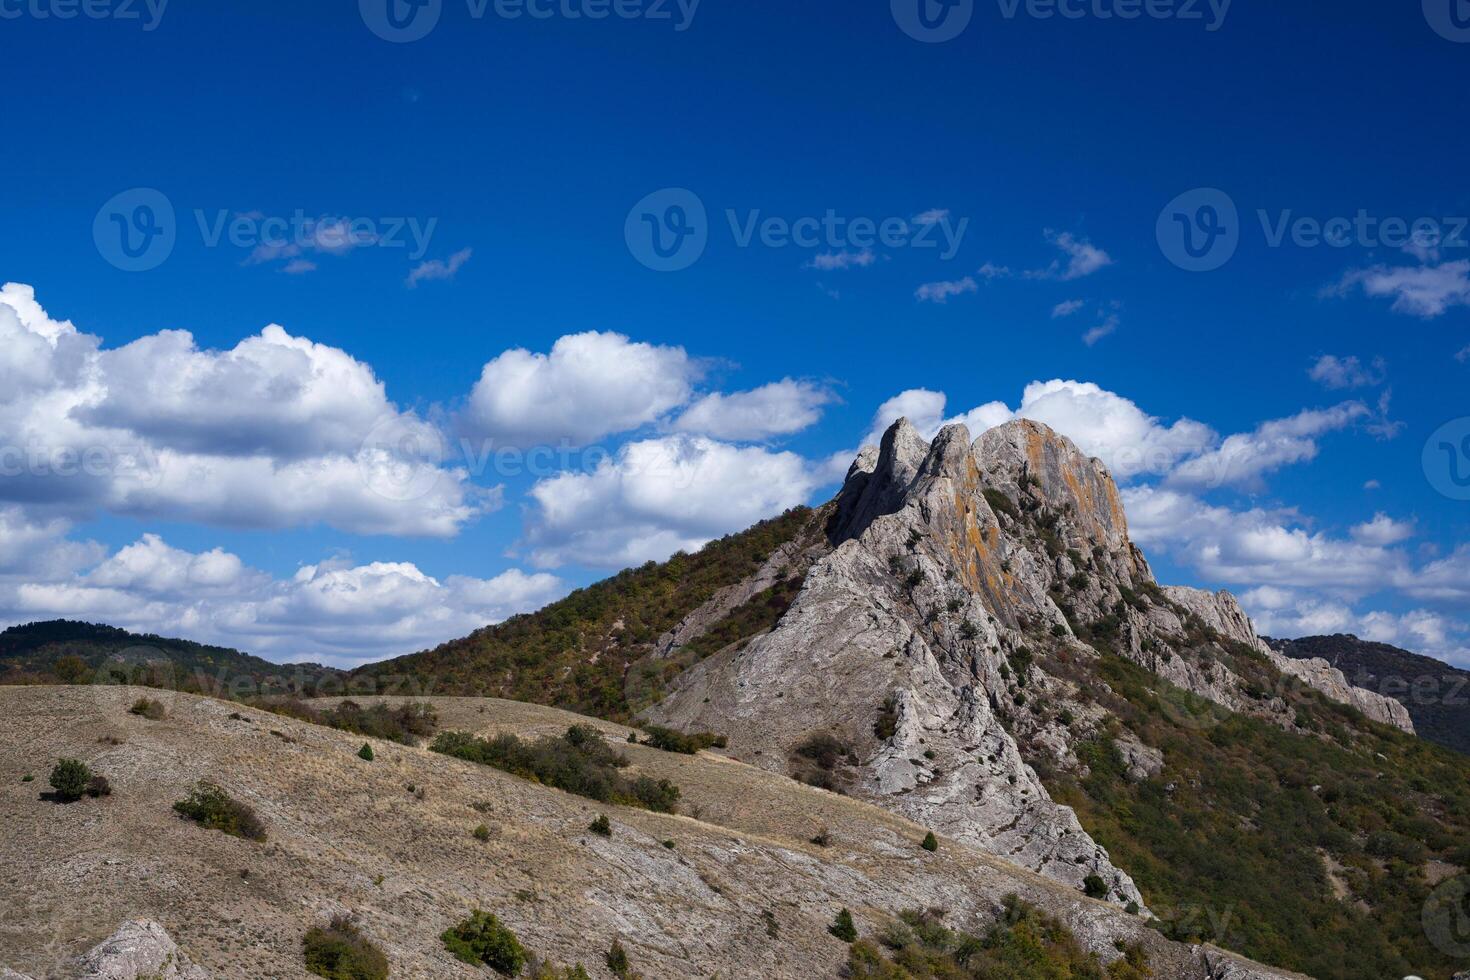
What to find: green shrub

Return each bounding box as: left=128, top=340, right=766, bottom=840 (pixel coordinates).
left=48, top=759, right=91, bottom=802
left=1083, top=874, right=1109, bottom=899
left=873, top=697, right=900, bottom=740
left=430, top=727, right=680, bottom=814
left=921, top=831, right=938, bottom=852
left=129, top=697, right=166, bottom=720
left=260, top=699, right=437, bottom=745
left=794, top=733, right=848, bottom=770
left=605, top=939, right=631, bottom=979
left=589, top=814, right=611, bottom=837
left=21, top=774, right=33, bottom=782
left=172, top=781, right=266, bottom=841
left=982, top=488, right=1019, bottom=520
left=638, top=725, right=726, bottom=754
left=473, top=824, right=491, bottom=842
left=830, top=908, right=858, bottom=943
left=849, top=899, right=1149, bottom=979
left=357, top=743, right=374, bottom=762
left=303, top=916, right=389, bottom=980
left=442, top=911, right=526, bottom=975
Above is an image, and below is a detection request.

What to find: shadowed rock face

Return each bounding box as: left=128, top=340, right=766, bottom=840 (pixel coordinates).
left=645, top=417, right=1413, bottom=910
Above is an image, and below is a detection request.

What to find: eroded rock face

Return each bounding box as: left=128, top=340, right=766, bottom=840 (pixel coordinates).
left=646, top=417, right=1417, bottom=914
left=649, top=419, right=1151, bottom=909
left=1164, top=587, right=1414, bottom=733
left=76, top=921, right=210, bottom=980
left=0, top=921, right=209, bottom=980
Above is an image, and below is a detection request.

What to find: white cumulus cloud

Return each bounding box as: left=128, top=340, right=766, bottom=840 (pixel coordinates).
left=523, top=435, right=819, bottom=568
left=462, top=331, right=700, bottom=449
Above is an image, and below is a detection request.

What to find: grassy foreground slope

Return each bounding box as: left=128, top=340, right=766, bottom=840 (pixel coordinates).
left=0, top=687, right=1288, bottom=980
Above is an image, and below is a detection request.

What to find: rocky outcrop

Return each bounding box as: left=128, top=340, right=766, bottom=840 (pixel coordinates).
left=645, top=417, right=1424, bottom=918
left=1164, top=587, right=1414, bottom=733
left=2, top=921, right=208, bottom=980
left=648, top=419, right=1153, bottom=910
left=1270, top=654, right=1415, bottom=732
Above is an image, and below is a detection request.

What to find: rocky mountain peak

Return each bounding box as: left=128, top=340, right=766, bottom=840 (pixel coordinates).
left=645, top=416, right=1416, bottom=913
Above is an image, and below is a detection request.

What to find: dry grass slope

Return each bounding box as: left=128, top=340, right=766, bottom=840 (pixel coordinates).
left=0, top=687, right=1298, bottom=979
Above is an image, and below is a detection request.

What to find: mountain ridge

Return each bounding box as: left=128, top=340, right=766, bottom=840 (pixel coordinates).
left=1267, top=632, right=1470, bottom=755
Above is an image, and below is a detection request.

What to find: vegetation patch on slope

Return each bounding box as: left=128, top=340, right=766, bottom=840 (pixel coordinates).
left=845, top=898, right=1152, bottom=979
left=431, top=724, right=681, bottom=813
left=1042, top=648, right=1470, bottom=980
left=258, top=698, right=438, bottom=745
left=0, top=619, right=341, bottom=695
left=353, top=507, right=822, bottom=720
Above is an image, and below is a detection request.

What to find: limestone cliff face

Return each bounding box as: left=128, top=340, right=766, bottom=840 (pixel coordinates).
left=644, top=417, right=1415, bottom=910
left=1163, top=587, right=1414, bottom=733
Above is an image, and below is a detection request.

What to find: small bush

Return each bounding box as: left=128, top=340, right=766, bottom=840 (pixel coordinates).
left=639, top=725, right=726, bottom=754
left=21, top=774, right=33, bottom=782
left=921, top=831, right=939, bottom=852
left=173, top=781, right=266, bottom=841
left=129, top=697, right=166, bottom=720
left=442, top=911, right=526, bottom=975
left=795, top=733, right=849, bottom=770
left=983, top=488, right=1019, bottom=520
left=1083, top=874, right=1109, bottom=899
left=303, top=916, right=389, bottom=980
left=473, top=824, right=491, bottom=842
left=830, top=908, right=858, bottom=943
left=48, top=759, right=91, bottom=802
left=589, top=814, right=611, bottom=837
left=357, top=743, right=374, bottom=761
left=260, top=698, right=438, bottom=745
left=605, top=939, right=631, bottom=979
left=874, top=697, right=900, bottom=740
left=811, top=827, right=832, bottom=847
left=431, top=727, right=680, bottom=814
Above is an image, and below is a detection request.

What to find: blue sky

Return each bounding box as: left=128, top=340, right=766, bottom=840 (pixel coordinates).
left=1, top=0, right=1468, bottom=666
